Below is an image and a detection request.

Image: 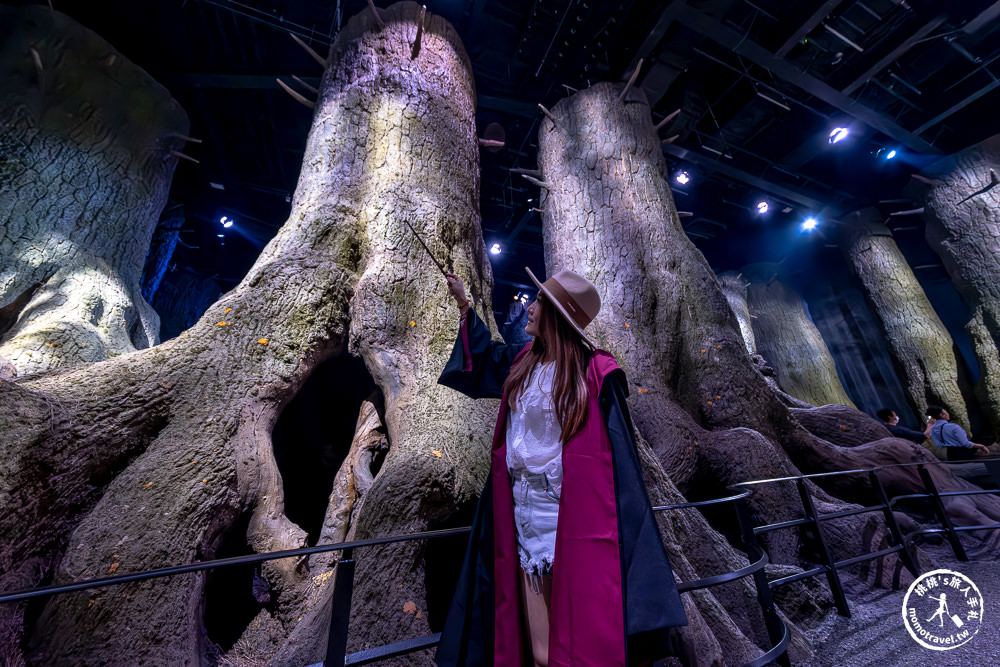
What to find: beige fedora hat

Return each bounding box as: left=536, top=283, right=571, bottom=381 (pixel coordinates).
left=525, top=267, right=601, bottom=349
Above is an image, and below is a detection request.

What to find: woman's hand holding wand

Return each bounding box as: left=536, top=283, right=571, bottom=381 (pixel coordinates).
left=445, top=273, right=470, bottom=319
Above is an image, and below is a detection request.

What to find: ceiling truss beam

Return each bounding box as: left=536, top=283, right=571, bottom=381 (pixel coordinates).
left=672, top=4, right=941, bottom=154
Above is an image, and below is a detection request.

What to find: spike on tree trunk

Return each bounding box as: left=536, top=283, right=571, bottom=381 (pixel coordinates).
left=912, top=135, right=1000, bottom=438
left=1, top=3, right=497, bottom=665
left=0, top=6, right=187, bottom=373
left=742, top=262, right=856, bottom=409
left=844, top=207, right=972, bottom=429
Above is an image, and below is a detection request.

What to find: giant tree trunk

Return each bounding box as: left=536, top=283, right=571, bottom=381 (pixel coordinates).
left=718, top=270, right=756, bottom=355
left=1, top=4, right=496, bottom=665
left=844, top=207, right=971, bottom=429
left=529, top=81, right=968, bottom=662
left=0, top=6, right=188, bottom=373
left=914, top=135, right=1000, bottom=438
left=743, top=263, right=856, bottom=408
left=4, top=8, right=999, bottom=667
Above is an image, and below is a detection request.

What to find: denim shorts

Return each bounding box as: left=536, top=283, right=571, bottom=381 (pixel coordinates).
left=511, top=471, right=561, bottom=581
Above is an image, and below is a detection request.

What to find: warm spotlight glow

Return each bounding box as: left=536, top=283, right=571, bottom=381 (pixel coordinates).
left=490, top=243, right=502, bottom=255
left=675, top=170, right=690, bottom=185
left=802, top=217, right=818, bottom=231
left=828, top=127, right=849, bottom=144
left=756, top=201, right=769, bottom=214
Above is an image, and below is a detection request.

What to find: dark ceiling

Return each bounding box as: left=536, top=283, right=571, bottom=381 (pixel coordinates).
left=15, top=0, right=1000, bottom=316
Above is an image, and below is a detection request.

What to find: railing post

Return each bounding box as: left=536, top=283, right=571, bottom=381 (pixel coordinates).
left=325, top=547, right=356, bottom=667
left=869, top=469, right=919, bottom=579
left=796, top=479, right=851, bottom=617
left=734, top=496, right=791, bottom=667
left=917, top=464, right=968, bottom=562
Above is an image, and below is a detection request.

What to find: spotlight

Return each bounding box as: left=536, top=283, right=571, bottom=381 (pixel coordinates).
left=886, top=150, right=897, bottom=160
left=490, top=243, right=502, bottom=255
left=520, top=294, right=528, bottom=304
left=675, top=170, right=690, bottom=185
left=217, top=234, right=225, bottom=238
left=219, top=216, right=227, bottom=223
left=802, top=217, right=818, bottom=231
left=756, top=201, right=769, bottom=214
left=223, top=220, right=233, bottom=228
left=828, top=127, right=849, bottom=144
left=514, top=293, right=521, bottom=301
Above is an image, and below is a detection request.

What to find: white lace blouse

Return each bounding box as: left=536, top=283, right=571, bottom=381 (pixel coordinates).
left=506, top=362, right=563, bottom=486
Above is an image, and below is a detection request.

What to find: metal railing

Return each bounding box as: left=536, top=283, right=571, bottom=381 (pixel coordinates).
left=3, top=458, right=999, bottom=667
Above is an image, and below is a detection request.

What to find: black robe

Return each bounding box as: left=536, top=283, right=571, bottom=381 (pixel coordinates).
left=435, top=310, right=686, bottom=666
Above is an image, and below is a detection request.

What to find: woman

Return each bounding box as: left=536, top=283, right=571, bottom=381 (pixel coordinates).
left=435, top=267, right=686, bottom=667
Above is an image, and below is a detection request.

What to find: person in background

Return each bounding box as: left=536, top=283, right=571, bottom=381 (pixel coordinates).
left=877, top=408, right=932, bottom=444
left=926, top=405, right=992, bottom=461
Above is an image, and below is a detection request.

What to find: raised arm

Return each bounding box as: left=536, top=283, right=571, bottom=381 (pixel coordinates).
left=438, top=273, right=527, bottom=399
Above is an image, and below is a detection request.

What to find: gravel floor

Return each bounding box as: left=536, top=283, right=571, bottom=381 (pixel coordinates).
left=806, top=543, right=1000, bottom=667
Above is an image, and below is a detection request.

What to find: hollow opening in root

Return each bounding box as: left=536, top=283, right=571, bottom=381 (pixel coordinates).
left=202, top=507, right=262, bottom=653
left=272, top=352, right=379, bottom=544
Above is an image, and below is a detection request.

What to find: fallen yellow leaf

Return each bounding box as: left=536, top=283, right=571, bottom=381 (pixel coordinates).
left=45, top=342, right=53, bottom=347
left=108, top=562, right=119, bottom=574
left=403, top=601, right=418, bottom=615
left=409, top=321, right=416, bottom=327
left=217, top=321, right=230, bottom=326
left=258, top=338, right=269, bottom=345
left=431, top=449, right=443, bottom=458
left=143, top=482, right=153, bottom=489
left=224, top=307, right=232, bottom=314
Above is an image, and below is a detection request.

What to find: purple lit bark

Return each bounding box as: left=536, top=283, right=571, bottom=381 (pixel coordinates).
left=0, top=6, right=187, bottom=373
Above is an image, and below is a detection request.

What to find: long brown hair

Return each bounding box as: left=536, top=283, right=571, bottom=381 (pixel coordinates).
left=503, top=294, right=592, bottom=442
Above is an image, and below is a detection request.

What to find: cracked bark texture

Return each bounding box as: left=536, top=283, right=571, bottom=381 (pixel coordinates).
left=743, top=263, right=856, bottom=409
left=0, top=6, right=188, bottom=374
left=844, top=208, right=970, bottom=429
left=914, top=135, right=1000, bottom=438
left=1, top=4, right=496, bottom=666
left=531, top=82, right=942, bottom=662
